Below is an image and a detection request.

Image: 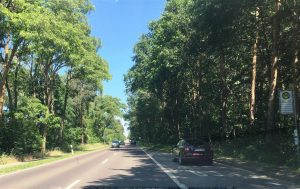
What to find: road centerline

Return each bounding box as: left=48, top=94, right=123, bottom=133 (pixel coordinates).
left=65, top=179, right=80, bottom=189
left=101, top=158, right=109, bottom=164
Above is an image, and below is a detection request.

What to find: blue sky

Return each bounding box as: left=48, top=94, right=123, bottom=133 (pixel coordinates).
left=88, top=0, right=166, bottom=104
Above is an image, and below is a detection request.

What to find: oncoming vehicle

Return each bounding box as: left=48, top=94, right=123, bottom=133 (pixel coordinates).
left=111, top=140, right=120, bottom=148
left=172, top=139, right=213, bottom=165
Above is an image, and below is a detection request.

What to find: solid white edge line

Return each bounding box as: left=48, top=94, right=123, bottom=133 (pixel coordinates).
left=65, top=179, right=80, bottom=189
left=142, top=149, right=188, bottom=189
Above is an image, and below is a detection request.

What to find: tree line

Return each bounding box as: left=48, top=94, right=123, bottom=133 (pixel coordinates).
left=0, top=0, right=125, bottom=157
left=125, top=0, right=300, bottom=148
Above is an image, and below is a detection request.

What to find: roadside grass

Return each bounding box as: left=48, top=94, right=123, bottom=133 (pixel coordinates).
left=0, top=154, right=18, bottom=165
left=213, top=136, right=300, bottom=173
left=139, top=139, right=300, bottom=174
left=139, top=142, right=172, bottom=153
left=76, top=143, right=109, bottom=151
left=0, top=143, right=109, bottom=175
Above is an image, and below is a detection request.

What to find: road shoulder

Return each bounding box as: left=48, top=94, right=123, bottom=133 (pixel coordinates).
left=143, top=147, right=299, bottom=188
left=0, top=145, right=109, bottom=175
left=215, top=156, right=300, bottom=185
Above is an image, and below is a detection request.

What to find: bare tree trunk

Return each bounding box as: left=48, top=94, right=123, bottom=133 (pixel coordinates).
left=60, top=71, right=71, bottom=145
left=0, top=35, right=19, bottom=120
left=80, top=100, right=84, bottom=145
left=5, top=77, right=13, bottom=112
left=13, top=60, right=20, bottom=111
left=0, top=37, right=11, bottom=119
left=266, top=0, right=281, bottom=142
left=49, top=73, right=55, bottom=114
left=250, top=8, right=259, bottom=126
left=220, top=48, right=227, bottom=136
left=43, top=59, right=54, bottom=113
left=292, top=0, right=300, bottom=135
left=41, top=126, right=48, bottom=155
left=293, top=51, right=299, bottom=135
left=41, top=59, right=53, bottom=153
left=29, top=56, right=37, bottom=97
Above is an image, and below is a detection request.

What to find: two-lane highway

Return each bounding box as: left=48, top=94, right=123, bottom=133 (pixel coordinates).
left=0, top=145, right=298, bottom=189
left=0, top=146, right=177, bottom=189
left=148, top=151, right=298, bottom=189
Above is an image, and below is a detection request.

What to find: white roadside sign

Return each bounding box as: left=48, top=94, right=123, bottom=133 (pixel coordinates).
left=279, top=91, right=294, bottom=115
left=294, top=129, right=299, bottom=145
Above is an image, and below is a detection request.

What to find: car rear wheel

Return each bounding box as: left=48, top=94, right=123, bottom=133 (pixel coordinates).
left=178, top=154, right=185, bottom=165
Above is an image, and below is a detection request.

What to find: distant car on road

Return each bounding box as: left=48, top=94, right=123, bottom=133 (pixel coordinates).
left=129, top=139, right=136, bottom=145
left=119, top=140, right=125, bottom=145
left=111, top=140, right=120, bottom=148
left=172, top=139, right=213, bottom=165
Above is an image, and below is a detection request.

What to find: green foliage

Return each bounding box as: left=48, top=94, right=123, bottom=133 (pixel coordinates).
left=63, top=127, right=82, bottom=149
left=12, top=123, right=42, bottom=158
left=125, top=0, right=300, bottom=165
left=0, top=0, right=116, bottom=157
left=87, top=96, right=126, bottom=143
left=214, top=130, right=299, bottom=168
left=15, top=97, right=60, bottom=129
left=11, top=97, right=60, bottom=156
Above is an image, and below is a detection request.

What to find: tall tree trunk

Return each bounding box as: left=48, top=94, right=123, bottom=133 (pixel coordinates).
left=219, top=48, right=227, bottom=136
left=29, top=56, right=37, bottom=97
left=43, top=60, right=52, bottom=112
left=4, top=55, right=20, bottom=126
left=13, top=60, right=20, bottom=111
left=292, top=0, right=300, bottom=136
left=41, top=59, right=52, bottom=153
left=250, top=8, right=259, bottom=126
left=266, top=0, right=281, bottom=143
left=41, top=126, right=48, bottom=155
left=0, top=36, right=19, bottom=120
left=80, top=100, right=84, bottom=144
left=174, top=97, right=181, bottom=139
left=60, top=71, right=71, bottom=144
left=5, top=77, right=13, bottom=112
left=49, top=72, right=55, bottom=114
left=293, top=51, right=299, bottom=131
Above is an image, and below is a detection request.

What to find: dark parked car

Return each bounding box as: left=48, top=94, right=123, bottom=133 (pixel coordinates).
left=111, top=140, right=120, bottom=148
left=172, top=139, right=213, bottom=165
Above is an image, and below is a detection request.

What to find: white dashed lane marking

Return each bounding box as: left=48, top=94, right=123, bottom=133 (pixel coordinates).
left=101, top=158, right=109, bottom=164
left=65, top=179, right=80, bottom=189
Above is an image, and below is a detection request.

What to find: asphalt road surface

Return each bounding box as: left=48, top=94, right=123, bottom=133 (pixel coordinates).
left=0, top=145, right=298, bottom=189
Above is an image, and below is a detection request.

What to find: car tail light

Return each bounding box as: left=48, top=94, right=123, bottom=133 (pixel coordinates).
left=184, top=147, right=190, bottom=152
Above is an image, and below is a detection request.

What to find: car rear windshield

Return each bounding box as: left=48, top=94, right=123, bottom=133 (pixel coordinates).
left=185, top=139, right=207, bottom=145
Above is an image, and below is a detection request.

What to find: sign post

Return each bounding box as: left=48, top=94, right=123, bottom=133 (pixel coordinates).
left=279, top=90, right=299, bottom=155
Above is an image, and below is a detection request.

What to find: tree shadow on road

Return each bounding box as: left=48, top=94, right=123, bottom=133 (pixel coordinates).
left=81, top=147, right=180, bottom=189
left=80, top=147, right=297, bottom=189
